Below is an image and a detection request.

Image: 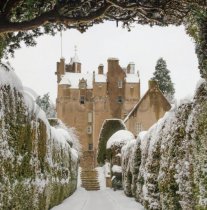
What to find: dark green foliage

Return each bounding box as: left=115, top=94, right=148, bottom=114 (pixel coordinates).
left=132, top=140, right=142, bottom=198
left=0, top=0, right=206, bottom=83
left=151, top=58, right=175, bottom=102
left=122, top=81, right=207, bottom=209
left=97, top=119, right=125, bottom=165
left=0, top=1, right=205, bottom=72
left=190, top=82, right=207, bottom=210
left=0, top=26, right=62, bottom=59
left=0, top=72, right=78, bottom=210
left=185, top=6, right=207, bottom=79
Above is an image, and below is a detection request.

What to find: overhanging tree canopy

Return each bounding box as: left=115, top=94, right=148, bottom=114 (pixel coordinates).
left=0, top=0, right=196, bottom=33
left=0, top=0, right=206, bottom=78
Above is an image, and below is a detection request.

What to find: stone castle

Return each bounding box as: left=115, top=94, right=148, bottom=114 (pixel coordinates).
left=56, top=50, right=170, bottom=157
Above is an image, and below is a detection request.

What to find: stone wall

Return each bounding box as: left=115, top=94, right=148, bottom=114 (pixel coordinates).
left=124, top=81, right=171, bottom=137
left=0, top=64, right=79, bottom=210
left=122, top=80, right=207, bottom=210
left=107, top=58, right=126, bottom=118
left=80, top=151, right=95, bottom=169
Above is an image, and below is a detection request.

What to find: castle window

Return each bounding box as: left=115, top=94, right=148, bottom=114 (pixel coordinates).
left=130, top=86, right=134, bottom=95
left=135, top=122, right=142, bottom=134
left=88, top=112, right=92, bottom=123
left=87, top=125, right=92, bottom=134
left=80, top=96, right=85, bottom=104
left=124, top=112, right=128, bottom=118
left=117, top=96, right=123, bottom=103
left=118, top=80, right=123, bottom=88
left=88, top=143, right=93, bottom=150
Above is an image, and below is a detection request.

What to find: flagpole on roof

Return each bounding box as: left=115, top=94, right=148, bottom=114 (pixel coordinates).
left=60, top=30, right=63, bottom=58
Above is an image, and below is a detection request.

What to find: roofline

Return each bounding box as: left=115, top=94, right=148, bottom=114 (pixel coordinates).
left=123, top=91, right=149, bottom=123
left=124, top=87, right=171, bottom=123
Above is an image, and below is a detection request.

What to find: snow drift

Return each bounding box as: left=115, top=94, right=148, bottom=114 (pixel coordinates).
left=0, top=63, right=79, bottom=210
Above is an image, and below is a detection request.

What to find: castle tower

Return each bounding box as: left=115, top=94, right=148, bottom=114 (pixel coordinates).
left=56, top=54, right=140, bottom=154
left=107, top=58, right=126, bottom=118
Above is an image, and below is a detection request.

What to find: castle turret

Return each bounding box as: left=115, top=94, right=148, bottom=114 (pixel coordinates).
left=98, top=64, right=104, bottom=74
left=67, top=45, right=82, bottom=73
left=127, top=62, right=135, bottom=74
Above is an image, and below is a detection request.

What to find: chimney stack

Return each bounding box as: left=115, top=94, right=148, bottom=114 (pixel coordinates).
left=127, top=62, right=135, bottom=74
left=56, top=58, right=65, bottom=83
left=148, top=80, right=158, bottom=90
left=107, top=57, right=119, bottom=73
left=98, top=64, right=104, bottom=74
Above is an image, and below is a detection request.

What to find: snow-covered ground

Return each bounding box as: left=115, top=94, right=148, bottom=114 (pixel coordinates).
left=51, top=187, right=144, bottom=210
left=51, top=167, right=144, bottom=210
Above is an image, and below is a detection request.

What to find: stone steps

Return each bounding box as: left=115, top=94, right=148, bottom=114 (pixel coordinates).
left=81, top=169, right=100, bottom=191
left=80, top=151, right=100, bottom=191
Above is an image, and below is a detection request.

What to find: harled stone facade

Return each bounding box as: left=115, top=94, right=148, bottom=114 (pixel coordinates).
left=56, top=52, right=171, bottom=157
left=124, top=80, right=171, bottom=137
left=56, top=53, right=140, bottom=153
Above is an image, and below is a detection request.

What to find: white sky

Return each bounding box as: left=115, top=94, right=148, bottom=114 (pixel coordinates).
left=7, top=21, right=200, bottom=103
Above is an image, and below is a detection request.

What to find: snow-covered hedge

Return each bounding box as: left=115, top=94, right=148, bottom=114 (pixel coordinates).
left=97, top=119, right=126, bottom=165
left=107, top=130, right=135, bottom=190
left=122, top=79, right=207, bottom=210
left=0, top=63, right=79, bottom=210
left=107, top=130, right=135, bottom=149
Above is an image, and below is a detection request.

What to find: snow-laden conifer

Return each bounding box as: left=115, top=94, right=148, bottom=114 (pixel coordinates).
left=151, top=58, right=175, bottom=102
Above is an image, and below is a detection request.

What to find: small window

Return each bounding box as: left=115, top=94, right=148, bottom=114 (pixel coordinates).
left=87, top=125, right=92, bottom=134
left=88, top=144, right=93, bottom=150
left=88, top=112, right=92, bottom=123
left=117, top=96, right=123, bottom=103
left=130, top=86, right=134, bottom=95
left=124, top=112, right=128, bottom=118
left=118, top=80, right=123, bottom=88
left=135, top=122, right=142, bottom=134
left=80, top=96, right=85, bottom=104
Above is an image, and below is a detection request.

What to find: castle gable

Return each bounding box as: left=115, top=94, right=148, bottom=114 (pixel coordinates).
left=79, top=78, right=87, bottom=89
left=124, top=80, right=171, bottom=136
left=124, top=81, right=171, bottom=123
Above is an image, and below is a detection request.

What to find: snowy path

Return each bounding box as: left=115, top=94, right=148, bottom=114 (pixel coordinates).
left=51, top=187, right=145, bottom=210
